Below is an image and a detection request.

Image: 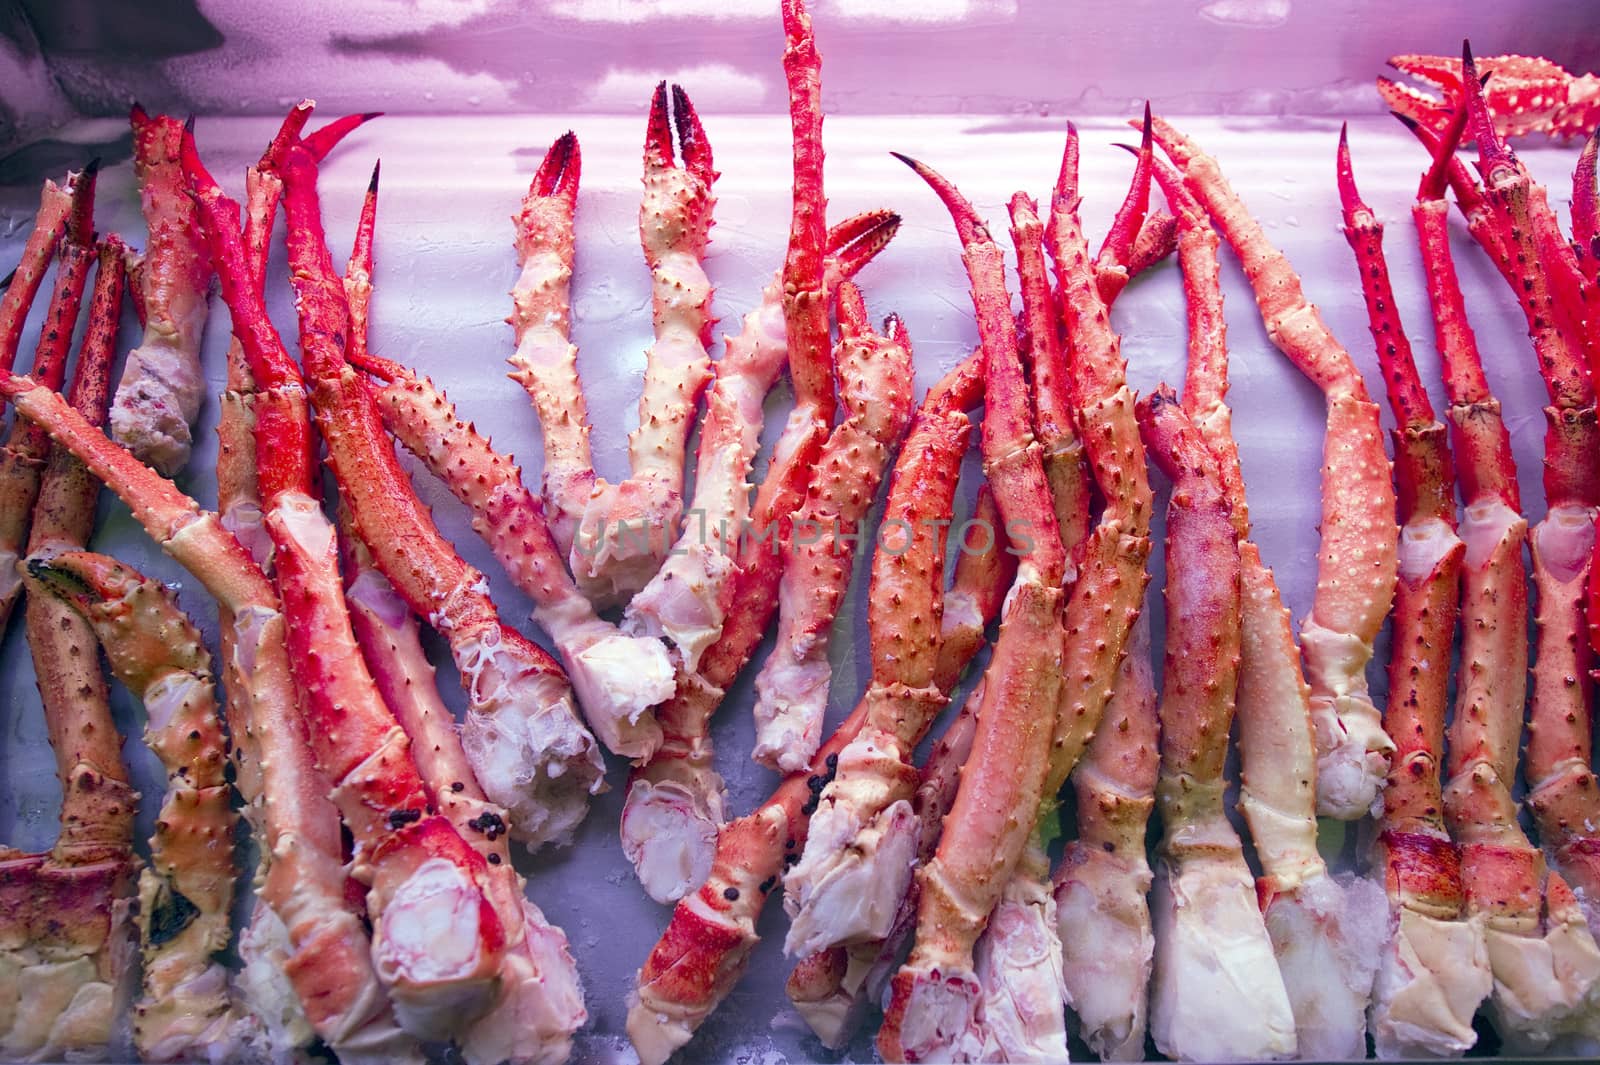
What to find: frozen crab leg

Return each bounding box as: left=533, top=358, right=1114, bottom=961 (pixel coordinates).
left=264, top=143, right=606, bottom=855
left=106, top=106, right=214, bottom=476
left=1339, top=131, right=1493, bottom=1057
left=339, top=523, right=586, bottom=1065
left=1405, top=104, right=1600, bottom=1051
left=0, top=164, right=97, bottom=637
left=785, top=485, right=1014, bottom=1050
left=1455, top=48, right=1600, bottom=951
left=627, top=360, right=993, bottom=1065
left=339, top=165, right=641, bottom=799
left=750, top=283, right=914, bottom=771
left=0, top=239, right=137, bottom=1065
left=875, top=155, right=1071, bottom=1065
left=1137, top=388, right=1298, bottom=1063
left=527, top=83, right=716, bottom=605
left=621, top=0, right=908, bottom=903
left=171, top=124, right=508, bottom=1039
left=26, top=552, right=248, bottom=1062
left=1144, top=113, right=1399, bottom=821
left=1379, top=53, right=1600, bottom=142
left=201, top=108, right=417, bottom=1064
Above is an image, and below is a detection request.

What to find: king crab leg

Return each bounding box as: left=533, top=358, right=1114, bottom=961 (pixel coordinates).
left=264, top=143, right=611, bottom=857
left=750, top=283, right=914, bottom=771
left=26, top=552, right=250, bottom=1062
left=532, top=83, right=717, bottom=606
left=1143, top=112, right=1400, bottom=823
left=339, top=164, right=642, bottom=802
left=111, top=119, right=509, bottom=1040
left=1379, top=53, right=1600, bottom=142
left=874, top=153, right=1071, bottom=1065
left=1338, top=129, right=1494, bottom=1056
left=626, top=357, right=995, bottom=1065
left=1404, top=100, right=1600, bottom=1050
left=0, top=237, right=138, bottom=1064
left=1454, top=42, right=1600, bottom=957
left=0, top=176, right=74, bottom=376
left=786, top=485, right=1014, bottom=1050
left=0, top=164, right=98, bottom=637
left=106, top=106, right=214, bottom=476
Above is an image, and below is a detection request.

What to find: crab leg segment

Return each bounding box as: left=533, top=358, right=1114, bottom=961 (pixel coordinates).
left=1380, top=53, right=1600, bottom=142
left=0, top=240, right=136, bottom=1064
left=627, top=363, right=988, bottom=1065
left=1145, top=113, right=1399, bottom=822
left=277, top=149, right=614, bottom=862
left=873, top=157, right=1068, bottom=1065
left=180, top=129, right=513, bottom=1038
left=340, top=167, right=638, bottom=824
left=1135, top=388, right=1298, bottom=1062
left=0, top=179, right=73, bottom=378
left=1338, top=132, right=1495, bottom=1056
left=26, top=553, right=248, bottom=1061
left=0, top=165, right=98, bottom=636
left=751, top=283, right=914, bottom=771
left=1397, top=109, right=1600, bottom=1051
left=106, top=107, right=214, bottom=475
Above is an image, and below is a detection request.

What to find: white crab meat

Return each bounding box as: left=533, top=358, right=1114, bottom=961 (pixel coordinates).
left=973, top=876, right=1069, bottom=1063
left=1369, top=905, right=1490, bottom=1058
left=620, top=776, right=723, bottom=904
left=1263, top=872, right=1386, bottom=1059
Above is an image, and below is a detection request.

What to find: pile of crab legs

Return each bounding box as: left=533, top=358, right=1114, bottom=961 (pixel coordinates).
left=0, top=0, right=1599, bottom=1058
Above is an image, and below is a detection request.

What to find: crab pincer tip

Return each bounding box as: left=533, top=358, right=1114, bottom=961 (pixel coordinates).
left=892, top=152, right=987, bottom=245
left=183, top=113, right=196, bottom=134
left=532, top=130, right=580, bottom=200
left=1334, top=123, right=1363, bottom=216
left=1054, top=122, right=1082, bottom=205
left=882, top=312, right=907, bottom=346
left=129, top=100, right=149, bottom=125
left=1460, top=40, right=1513, bottom=175
left=669, top=83, right=715, bottom=184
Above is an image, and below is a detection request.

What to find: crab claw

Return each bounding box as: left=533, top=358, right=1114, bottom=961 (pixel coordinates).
left=1462, top=42, right=1520, bottom=182
left=1097, top=104, right=1154, bottom=271
left=259, top=99, right=316, bottom=172
left=1055, top=121, right=1082, bottom=207
left=1576, top=129, right=1598, bottom=263
left=822, top=208, right=901, bottom=285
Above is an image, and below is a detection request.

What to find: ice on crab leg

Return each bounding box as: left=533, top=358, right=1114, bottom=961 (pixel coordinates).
left=874, top=153, right=1071, bottom=1065
left=264, top=143, right=605, bottom=853
left=627, top=359, right=994, bottom=1065
left=26, top=552, right=251, bottom=1062
left=0, top=163, right=97, bottom=637
left=1137, top=388, right=1298, bottom=1063
left=106, top=107, right=213, bottom=475
left=1, top=237, right=138, bottom=1065
left=1144, top=113, right=1399, bottom=822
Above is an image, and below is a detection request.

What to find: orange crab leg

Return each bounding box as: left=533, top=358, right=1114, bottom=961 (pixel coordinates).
left=1143, top=112, right=1399, bottom=823
left=627, top=358, right=992, bottom=1065
left=0, top=177, right=74, bottom=374
left=0, top=165, right=98, bottom=636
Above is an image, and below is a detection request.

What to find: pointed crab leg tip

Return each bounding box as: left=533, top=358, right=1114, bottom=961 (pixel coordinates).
left=368, top=161, right=381, bottom=192
left=1335, top=126, right=1365, bottom=218
left=183, top=114, right=196, bottom=133
left=894, top=153, right=985, bottom=244
left=82, top=156, right=102, bottom=177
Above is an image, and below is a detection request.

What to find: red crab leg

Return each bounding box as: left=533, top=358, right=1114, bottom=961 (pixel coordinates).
left=619, top=0, right=898, bottom=904
left=198, top=108, right=417, bottom=1061
left=338, top=520, right=586, bottom=1065
left=784, top=486, right=1015, bottom=1049
left=559, top=83, right=717, bottom=603
left=627, top=362, right=993, bottom=1065
left=1452, top=50, right=1600, bottom=954
left=183, top=126, right=512, bottom=1039
left=0, top=177, right=74, bottom=374
left=26, top=552, right=247, bottom=1061
left=0, top=239, right=136, bottom=1063
left=274, top=145, right=611, bottom=857
left=1143, top=112, right=1399, bottom=822
left=1339, top=130, right=1494, bottom=1054
left=336, top=164, right=655, bottom=800
left=1402, top=107, right=1600, bottom=1049
left=1137, top=387, right=1297, bottom=1061
left=750, top=283, right=914, bottom=771
left=875, top=155, right=1069, bottom=1065
left=107, top=106, right=214, bottom=475
left=0, top=165, right=97, bottom=636
left=1381, top=53, right=1600, bottom=143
